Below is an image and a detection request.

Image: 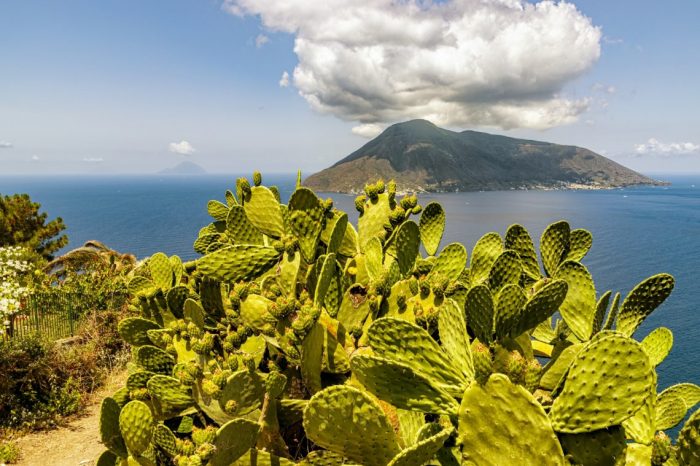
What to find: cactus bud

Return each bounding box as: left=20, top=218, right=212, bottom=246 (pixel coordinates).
left=177, top=439, right=197, bottom=456
left=350, top=324, right=363, bottom=340
left=387, top=180, right=397, bottom=198
left=376, top=179, right=385, bottom=194
left=201, top=379, right=221, bottom=399
left=471, top=340, right=493, bottom=384
left=651, top=432, right=672, bottom=465
left=196, top=443, right=216, bottom=462
left=243, top=354, right=256, bottom=372
left=226, top=355, right=239, bottom=371
left=411, top=205, right=422, bottom=215
left=265, top=371, right=287, bottom=398
left=223, top=400, right=238, bottom=415
left=192, top=426, right=217, bottom=446
left=253, top=171, right=262, bottom=186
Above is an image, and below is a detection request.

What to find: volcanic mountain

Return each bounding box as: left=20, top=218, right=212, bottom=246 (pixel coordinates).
left=304, top=120, right=661, bottom=192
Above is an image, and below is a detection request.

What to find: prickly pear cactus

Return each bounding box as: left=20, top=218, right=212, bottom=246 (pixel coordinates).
left=96, top=173, right=694, bottom=465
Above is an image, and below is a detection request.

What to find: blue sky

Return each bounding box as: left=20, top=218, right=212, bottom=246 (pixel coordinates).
left=1, top=0, right=698, bottom=175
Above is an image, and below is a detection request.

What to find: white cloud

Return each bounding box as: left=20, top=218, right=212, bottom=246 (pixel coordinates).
left=83, top=157, right=104, bottom=163
left=31, top=155, right=40, bottom=161
left=352, top=123, right=385, bottom=138
left=168, top=140, right=196, bottom=155
left=0, top=141, right=12, bottom=148
left=255, top=33, right=270, bottom=48
left=223, top=0, right=601, bottom=130
left=279, top=71, right=290, bottom=88
left=634, top=138, right=700, bottom=157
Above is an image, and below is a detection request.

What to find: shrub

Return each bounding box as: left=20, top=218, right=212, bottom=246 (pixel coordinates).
left=97, top=174, right=699, bottom=465
left=0, top=440, right=20, bottom=464
left=0, top=307, right=129, bottom=431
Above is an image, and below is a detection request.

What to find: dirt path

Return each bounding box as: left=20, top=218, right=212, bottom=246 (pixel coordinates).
left=12, top=370, right=127, bottom=466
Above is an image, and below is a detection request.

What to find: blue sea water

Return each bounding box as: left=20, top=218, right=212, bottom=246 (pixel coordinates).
left=1, top=174, right=698, bottom=397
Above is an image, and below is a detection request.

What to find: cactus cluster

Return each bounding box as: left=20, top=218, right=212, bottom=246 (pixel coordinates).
left=97, top=173, right=699, bottom=466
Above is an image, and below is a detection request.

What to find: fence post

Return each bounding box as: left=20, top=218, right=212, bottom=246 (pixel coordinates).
left=68, top=293, right=74, bottom=336
left=33, top=294, right=40, bottom=335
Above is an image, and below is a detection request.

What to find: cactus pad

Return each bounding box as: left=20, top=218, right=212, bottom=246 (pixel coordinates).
left=208, top=199, right=230, bottom=222
left=555, top=260, right=596, bottom=341
left=218, top=370, right=266, bottom=416
left=540, top=220, right=570, bottom=277
left=616, top=274, right=675, bottom=337
left=394, top=220, right=420, bottom=277
left=549, top=333, right=653, bottom=433
left=288, top=188, right=325, bottom=262
left=505, top=280, right=567, bottom=339
left=226, top=206, right=263, bottom=245
left=504, top=224, right=540, bottom=281
left=119, top=400, right=154, bottom=456
left=351, top=354, right=459, bottom=414
left=677, top=408, right=700, bottom=466
left=419, top=202, right=445, bottom=256
left=656, top=389, right=689, bottom=431
left=210, top=419, right=260, bottom=466
left=367, top=317, right=465, bottom=390
left=430, top=243, right=468, bottom=283
left=437, top=299, right=474, bottom=381
left=640, top=327, right=673, bottom=367
left=135, top=345, right=175, bottom=374
left=469, top=232, right=503, bottom=285
left=387, top=424, right=451, bottom=466
left=303, top=385, right=401, bottom=466
left=147, top=375, right=194, bottom=413
left=458, top=374, right=566, bottom=466
left=243, top=186, right=285, bottom=238
left=465, top=284, right=494, bottom=344
left=197, top=245, right=280, bottom=282
left=100, top=397, right=128, bottom=458
left=149, top=252, right=173, bottom=290
left=558, top=425, right=626, bottom=466
left=488, top=250, right=522, bottom=293
left=118, top=318, right=161, bottom=347
left=564, top=228, right=593, bottom=263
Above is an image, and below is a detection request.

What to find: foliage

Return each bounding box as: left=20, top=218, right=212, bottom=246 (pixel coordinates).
left=0, top=246, right=36, bottom=324
left=0, top=308, right=129, bottom=431
left=0, top=440, right=20, bottom=464
left=98, top=173, right=698, bottom=466
left=0, top=193, right=68, bottom=261
left=43, top=240, right=135, bottom=310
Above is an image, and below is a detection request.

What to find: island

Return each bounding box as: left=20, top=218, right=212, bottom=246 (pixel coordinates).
left=304, top=120, right=665, bottom=193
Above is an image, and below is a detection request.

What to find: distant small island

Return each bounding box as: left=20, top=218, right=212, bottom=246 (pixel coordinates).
left=158, top=161, right=207, bottom=175
left=305, top=120, right=667, bottom=193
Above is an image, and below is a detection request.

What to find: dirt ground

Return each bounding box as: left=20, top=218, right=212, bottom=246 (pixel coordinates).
left=11, top=370, right=126, bottom=466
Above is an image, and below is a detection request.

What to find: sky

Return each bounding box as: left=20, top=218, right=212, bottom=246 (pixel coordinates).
left=0, top=0, right=699, bottom=176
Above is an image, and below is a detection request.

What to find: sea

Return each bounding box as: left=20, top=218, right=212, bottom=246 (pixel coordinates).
left=1, top=174, right=698, bottom=403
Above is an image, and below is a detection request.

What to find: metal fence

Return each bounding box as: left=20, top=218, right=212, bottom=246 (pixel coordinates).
left=3, top=291, right=128, bottom=341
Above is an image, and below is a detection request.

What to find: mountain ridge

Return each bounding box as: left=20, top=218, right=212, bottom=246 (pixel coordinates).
left=304, top=119, right=664, bottom=193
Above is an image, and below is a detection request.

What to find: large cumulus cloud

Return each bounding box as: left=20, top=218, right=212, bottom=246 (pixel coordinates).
left=224, top=0, right=601, bottom=135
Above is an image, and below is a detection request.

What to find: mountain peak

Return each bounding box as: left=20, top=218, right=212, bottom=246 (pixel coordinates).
left=306, top=120, right=662, bottom=193
left=158, top=161, right=207, bottom=175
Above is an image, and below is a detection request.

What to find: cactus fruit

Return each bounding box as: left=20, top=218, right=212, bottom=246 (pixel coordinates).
left=99, top=175, right=693, bottom=465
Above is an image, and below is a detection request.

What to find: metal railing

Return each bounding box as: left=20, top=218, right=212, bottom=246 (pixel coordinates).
left=3, top=291, right=128, bottom=341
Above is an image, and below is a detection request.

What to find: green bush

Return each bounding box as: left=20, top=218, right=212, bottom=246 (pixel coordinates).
left=0, top=440, right=20, bottom=464
left=98, top=174, right=699, bottom=465
left=0, top=308, right=129, bottom=431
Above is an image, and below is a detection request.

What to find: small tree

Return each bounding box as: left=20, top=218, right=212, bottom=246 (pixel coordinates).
left=0, top=193, right=68, bottom=261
